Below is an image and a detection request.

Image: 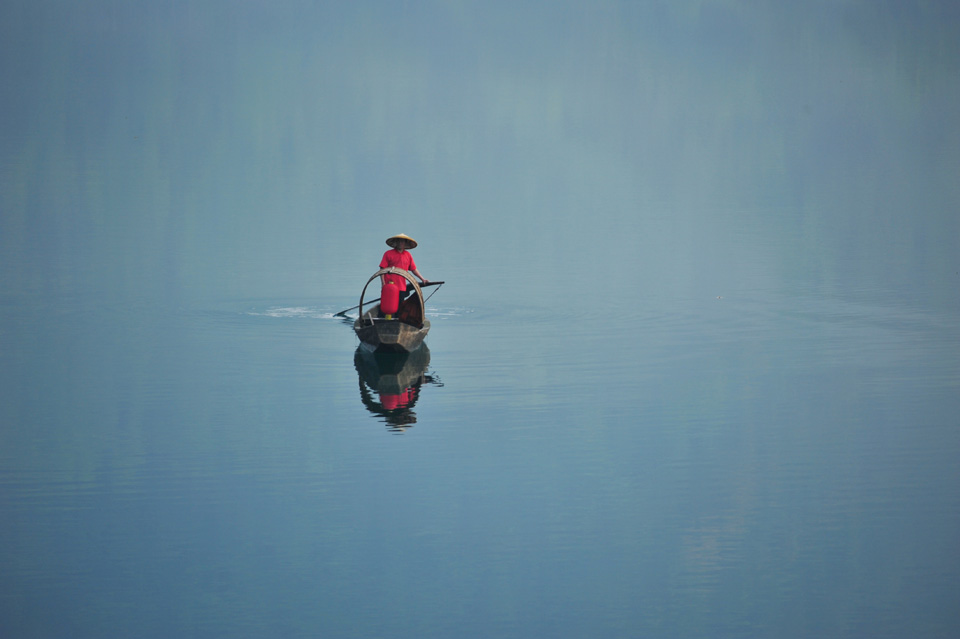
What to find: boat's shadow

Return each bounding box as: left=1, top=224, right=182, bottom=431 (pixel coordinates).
left=354, top=345, right=442, bottom=432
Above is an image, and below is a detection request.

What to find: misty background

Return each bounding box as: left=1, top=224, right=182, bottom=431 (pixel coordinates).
left=2, top=0, right=957, bottom=309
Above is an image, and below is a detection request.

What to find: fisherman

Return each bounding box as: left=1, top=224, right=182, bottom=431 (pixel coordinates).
left=380, top=233, right=430, bottom=299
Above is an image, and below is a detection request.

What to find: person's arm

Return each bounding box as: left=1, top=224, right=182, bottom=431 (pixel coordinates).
left=380, top=253, right=390, bottom=286
left=411, top=268, right=429, bottom=284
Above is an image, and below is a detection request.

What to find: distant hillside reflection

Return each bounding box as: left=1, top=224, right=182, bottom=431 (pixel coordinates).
left=354, top=345, right=441, bottom=432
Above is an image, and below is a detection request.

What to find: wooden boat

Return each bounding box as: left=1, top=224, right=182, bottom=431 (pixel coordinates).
left=353, top=268, right=431, bottom=353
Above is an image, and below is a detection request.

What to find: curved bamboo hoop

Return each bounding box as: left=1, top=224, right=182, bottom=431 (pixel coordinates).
left=358, top=268, right=425, bottom=324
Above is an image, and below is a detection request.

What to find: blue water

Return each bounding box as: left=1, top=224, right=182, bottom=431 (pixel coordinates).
left=2, top=2, right=960, bottom=637
left=2, top=280, right=957, bottom=637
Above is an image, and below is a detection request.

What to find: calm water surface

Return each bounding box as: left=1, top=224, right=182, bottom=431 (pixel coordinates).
left=2, top=271, right=958, bottom=638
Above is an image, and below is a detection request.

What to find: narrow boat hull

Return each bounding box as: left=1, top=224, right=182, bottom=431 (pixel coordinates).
left=354, top=306, right=431, bottom=353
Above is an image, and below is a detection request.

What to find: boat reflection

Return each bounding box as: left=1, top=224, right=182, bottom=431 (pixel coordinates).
left=354, top=344, right=441, bottom=432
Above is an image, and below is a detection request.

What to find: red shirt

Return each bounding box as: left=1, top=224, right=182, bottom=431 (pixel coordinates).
left=380, top=249, right=416, bottom=288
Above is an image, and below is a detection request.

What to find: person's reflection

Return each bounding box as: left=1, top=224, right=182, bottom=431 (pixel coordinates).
left=354, top=345, right=441, bottom=432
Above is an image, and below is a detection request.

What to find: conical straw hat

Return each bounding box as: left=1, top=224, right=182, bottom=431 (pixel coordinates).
left=386, top=233, right=418, bottom=249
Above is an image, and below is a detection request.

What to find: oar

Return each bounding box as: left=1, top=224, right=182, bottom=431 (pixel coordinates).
left=334, top=281, right=444, bottom=317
